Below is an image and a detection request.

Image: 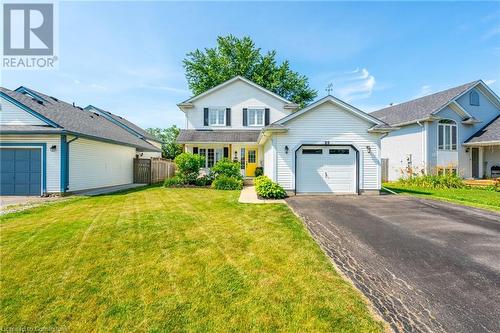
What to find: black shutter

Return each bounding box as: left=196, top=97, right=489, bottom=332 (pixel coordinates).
left=193, top=147, right=198, bottom=154
left=264, top=108, right=270, bottom=126
left=223, top=147, right=229, bottom=158
left=203, top=108, right=209, bottom=126
left=243, top=108, right=248, bottom=126
left=226, top=108, right=231, bottom=126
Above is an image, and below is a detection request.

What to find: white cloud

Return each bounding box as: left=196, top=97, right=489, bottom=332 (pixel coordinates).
left=414, top=85, right=433, bottom=98
left=482, top=26, right=500, bottom=40
left=141, top=83, right=189, bottom=94
left=321, top=68, right=377, bottom=102
left=485, top=79, right=497, bottom=85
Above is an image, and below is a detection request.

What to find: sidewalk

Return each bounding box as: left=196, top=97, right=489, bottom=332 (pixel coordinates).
left=238, top=186, right=286, bottom=204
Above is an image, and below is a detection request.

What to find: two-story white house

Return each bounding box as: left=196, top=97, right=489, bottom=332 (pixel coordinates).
left=372, top=80, right=500, bottom=181
left=177, top=76, right=393, bottom=194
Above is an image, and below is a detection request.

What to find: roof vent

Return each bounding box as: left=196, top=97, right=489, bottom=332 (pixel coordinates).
left=33, top=98, right=43, bottom=105
left=77, top=106, right=83, bottom=110
left=93, top=112, right=100, bottom=116
left=72, top=102, right=75, bottom=107
left=50, top=96, right=58, bottom=101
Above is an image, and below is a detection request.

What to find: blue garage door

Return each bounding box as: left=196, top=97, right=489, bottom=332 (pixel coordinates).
left=1, top=148, right=42, bottom=196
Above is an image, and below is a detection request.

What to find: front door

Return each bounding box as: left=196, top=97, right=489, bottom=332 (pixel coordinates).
left=472, top=148, right=479, bottom=178
left=245, top=147, right=258, bottom=177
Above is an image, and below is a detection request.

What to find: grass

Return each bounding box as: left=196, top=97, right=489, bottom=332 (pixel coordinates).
left=383, top=182, right=500, bottom=212
left=0, top=187, right=383, bottom=332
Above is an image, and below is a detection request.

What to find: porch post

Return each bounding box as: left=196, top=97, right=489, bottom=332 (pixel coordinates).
left=479, top=147, right=484, bottom=179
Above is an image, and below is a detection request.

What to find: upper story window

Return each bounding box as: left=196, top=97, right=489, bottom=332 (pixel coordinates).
left=438, top=119, right=457, bottom=151
left=469, top=91, right=480, bottom=106
left=248, top=108, right=264, bottom=126
left=208, top=107, right=226, bottom=126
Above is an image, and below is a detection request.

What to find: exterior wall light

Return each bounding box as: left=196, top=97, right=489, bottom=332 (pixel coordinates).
left=50, top=145, right=57, bottom=152
left=285, top=145, right=289, bottom=154
left=366, top=146, right=371, bottom=154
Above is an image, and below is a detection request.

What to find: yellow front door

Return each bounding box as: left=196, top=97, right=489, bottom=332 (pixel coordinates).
left=245, top=147, right=258, bottom=177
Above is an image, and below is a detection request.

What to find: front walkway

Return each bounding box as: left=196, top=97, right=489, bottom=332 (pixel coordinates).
left=238, top=186, right=286, bottom=204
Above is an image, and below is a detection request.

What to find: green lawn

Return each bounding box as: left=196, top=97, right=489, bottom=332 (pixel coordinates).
left=383, top=183, right=500, bottom=212
left=0, top=187, right=382, bottom=332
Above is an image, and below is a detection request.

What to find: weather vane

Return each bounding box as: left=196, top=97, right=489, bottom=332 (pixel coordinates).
left=326, top=83, right=333, bottom=95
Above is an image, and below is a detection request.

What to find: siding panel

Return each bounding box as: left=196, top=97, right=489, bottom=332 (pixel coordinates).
left=0, top=97, right=47, bottom=125
left=69, top=138, right=135, bottom=191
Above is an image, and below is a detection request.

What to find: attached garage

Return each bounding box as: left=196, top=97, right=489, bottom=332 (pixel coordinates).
left=0, top=148, right=43, bottom=196
left=296, top=145, right=358, bottom=194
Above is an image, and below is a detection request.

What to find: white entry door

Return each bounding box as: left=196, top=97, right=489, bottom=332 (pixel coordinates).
left=296, top=146, right=357, bottom=194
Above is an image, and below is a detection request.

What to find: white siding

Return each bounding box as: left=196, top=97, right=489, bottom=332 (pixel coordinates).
left=0, top=134, right=61, bottom=193
left=69, top=138, right=135, bottom=191
left=0, top=97, right=47, bottom=125
left=185, top=80, right=292, bottom=130
left=263, top=137, right=275, bottom=181
left=272, top=101, right=382, bottom=191
left=381, top=123, right=426, bottom=181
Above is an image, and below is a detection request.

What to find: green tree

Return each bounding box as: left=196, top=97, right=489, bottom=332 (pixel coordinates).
left=183, top=35, right=317, bottom=107
left=146, top=126, right=183, bottom=160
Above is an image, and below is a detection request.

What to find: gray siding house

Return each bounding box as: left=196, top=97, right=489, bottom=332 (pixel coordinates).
left=372, top=80, right=500, bottom=180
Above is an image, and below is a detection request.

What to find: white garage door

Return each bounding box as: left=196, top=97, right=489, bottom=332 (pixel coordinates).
left=297, top=146, right=357, bottom=193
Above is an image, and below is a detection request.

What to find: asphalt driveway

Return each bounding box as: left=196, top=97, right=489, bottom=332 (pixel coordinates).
left=287, top=195, right=500, bottom=333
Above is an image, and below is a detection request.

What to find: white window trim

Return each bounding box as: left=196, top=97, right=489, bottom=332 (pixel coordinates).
left=247, top=108, right=265, bottom=127
left=437, top=120, right=458, bottom=151
left=208, top=107, right=226, bottom=126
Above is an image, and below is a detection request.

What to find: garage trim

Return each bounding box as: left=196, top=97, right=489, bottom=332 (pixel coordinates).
left=0, top=143, right=47, bottom=195
left=294, top=143, right=360, bottom=195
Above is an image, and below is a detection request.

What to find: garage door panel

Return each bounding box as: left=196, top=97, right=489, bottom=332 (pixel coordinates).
left=297, top=146, right=357, bottom=194
left=0, top=148, right=41, bottom=196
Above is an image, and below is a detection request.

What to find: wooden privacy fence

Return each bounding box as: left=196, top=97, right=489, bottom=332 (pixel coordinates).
left=133, top=158, right=175, bottom=184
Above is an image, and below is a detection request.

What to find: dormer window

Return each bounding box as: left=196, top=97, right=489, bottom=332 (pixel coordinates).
left=248, top=108, right=264, bottom=126
left=208, top=107, right=226, bottom=126
left=469, top=91, right=480, bottom=106
left=438, top=119, right=457, bottom=151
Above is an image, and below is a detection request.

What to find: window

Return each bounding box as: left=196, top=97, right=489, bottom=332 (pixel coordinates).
left=437, top=119, right=457, bottom=151
left=469, top=91, right=480, bottom=106
left=208, top=108, right=226, bottom=126
left=329, top=149, right=349, bottom=154
left=196, top=148, right=220, bottom=168
left=248, top=108, right=264, bottom=126
left=248, top=150, right=256, bottom=163
left=207, top=149, right=215, bottom=167
left=302, top=149, right=323, bottom=154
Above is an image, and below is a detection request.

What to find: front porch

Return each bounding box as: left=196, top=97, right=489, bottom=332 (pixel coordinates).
left=465, top=144, right=500, bottom=179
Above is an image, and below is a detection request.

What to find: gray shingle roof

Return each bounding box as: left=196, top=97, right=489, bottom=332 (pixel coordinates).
left=371, top=81, right=480, bottom=125
left=177, top=130, right=260, bottom=143
left=0, top=87, right=160, bottom=152
left=465, top=115, right=500, bottom=144
left=86, top=105, right=161, bottom=142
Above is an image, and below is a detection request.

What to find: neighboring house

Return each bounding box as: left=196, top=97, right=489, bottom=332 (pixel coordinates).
left=372, top=80, right=500, bottom=181
left=177, top=76, right=392, bottom=194
left=0, top=86, right=162, bottom=196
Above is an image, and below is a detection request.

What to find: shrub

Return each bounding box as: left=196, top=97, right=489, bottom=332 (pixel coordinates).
left=254, top=167, right=264, bottom=177
left=396, top=173, right=465, bottom=189
left=254, top=176, right=287, bottom=199
left=164, top=176, right=185, bottom=188
left=212, top=175, right=243, bottom=190
left=211, top=158, right=242, bottom=180
left=174, top=153, right=205, bottom=184
left=195, top=174, right=213, bottom=187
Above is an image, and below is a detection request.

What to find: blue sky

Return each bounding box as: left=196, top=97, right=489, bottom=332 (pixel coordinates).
left=3, top=1, right=500, bottom=129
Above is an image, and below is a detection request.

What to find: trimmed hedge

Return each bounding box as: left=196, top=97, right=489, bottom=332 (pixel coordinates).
left=174, top=153, right=205, bottom=184
left=211, top=158, right=242, bottom=180
left=164, top=176, right=185, bottom=188
left=212, top=175, right=243, bottom=190
left=254, top=176, right=287, bottom=199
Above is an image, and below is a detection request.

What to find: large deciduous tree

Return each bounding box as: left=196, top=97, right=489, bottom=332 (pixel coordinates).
left=146, top=126, right=183, bottom=160
left=183, top=35, right=317, bottom=107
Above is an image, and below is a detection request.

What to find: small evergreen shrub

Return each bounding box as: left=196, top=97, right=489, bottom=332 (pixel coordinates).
left=254, top=176, right=287, bottom=199
left=211, top=158, right=242, bottom=180
left=174, top=153, right=205, bottom=184
left=164, top=176, right=185, bottom=188
left=212, top=175, right=243, bottom=190
left=254, top=167, right=264, bottom=177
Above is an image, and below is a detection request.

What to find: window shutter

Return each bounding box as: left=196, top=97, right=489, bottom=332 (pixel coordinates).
left=223, top=147, right=229, bottom=158
left=203, top=108, right=209, bottom=126
left=226, top=108, right=231, bottom=126
left=243, top=108, right=248, bottom=126
left=193, top=147, right=198, bottom=154
left=264, top=108, right=270, bottom=126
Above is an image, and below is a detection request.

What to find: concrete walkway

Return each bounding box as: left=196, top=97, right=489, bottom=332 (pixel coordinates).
left=74, top=183, right=147, bottom=196
left=238, top=186, right=286, bottom=204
